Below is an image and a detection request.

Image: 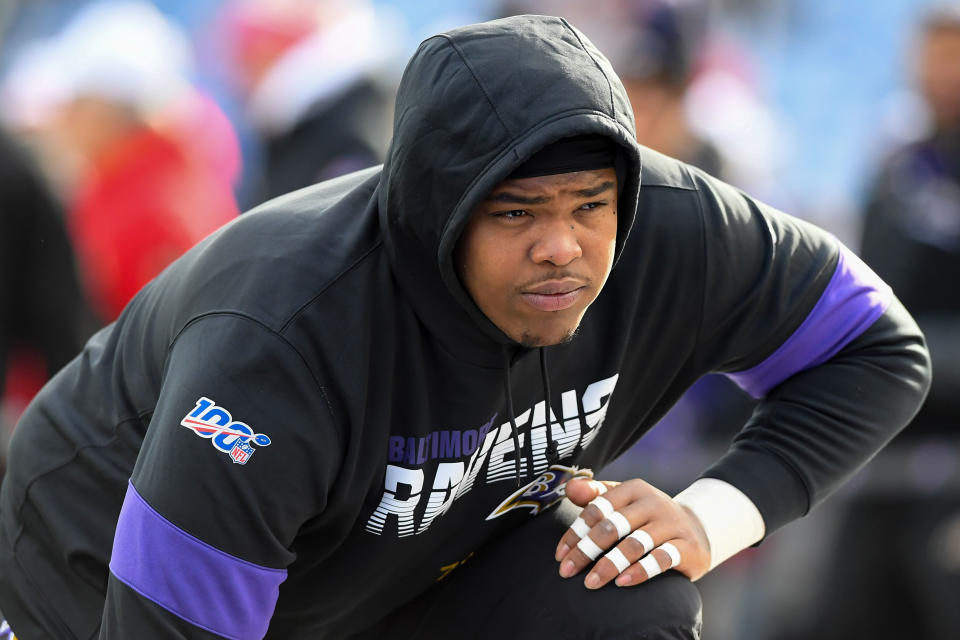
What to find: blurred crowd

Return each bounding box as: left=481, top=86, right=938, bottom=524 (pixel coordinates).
left=1, top=0, right=958, bottom=638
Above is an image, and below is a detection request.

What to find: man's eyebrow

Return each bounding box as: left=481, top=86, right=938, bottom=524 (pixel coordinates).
left=485, top=180, right=616, bottom=204
left=485, top=192, right=552, bottom=205
left=573, top=180, right=615, bottom=198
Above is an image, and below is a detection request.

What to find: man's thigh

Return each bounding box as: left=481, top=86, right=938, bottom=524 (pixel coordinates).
left=356, top=499, right=703, bottom=639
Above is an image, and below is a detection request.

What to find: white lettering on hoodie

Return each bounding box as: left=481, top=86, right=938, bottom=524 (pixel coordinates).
left=365, top=374, right=618, bottom=537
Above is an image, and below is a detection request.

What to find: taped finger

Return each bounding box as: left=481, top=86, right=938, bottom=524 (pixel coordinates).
left=628, top=528, right=654, bottom=555
left=638, top=553, right=663, bottom=579
left=570, top=517, right=591, bottom=539
left=607, top=511, right=632, bottom=539
left=576, top=536, right=604, bottom=561
left=637, top=542, right=682, bottom=581
left=589, top=495, right=615, bottom=519
left=588, top=480, right=609, bottom=495
left=604, top=546, right=632, bottom=573
left=660, top=542, right=681, bottom=569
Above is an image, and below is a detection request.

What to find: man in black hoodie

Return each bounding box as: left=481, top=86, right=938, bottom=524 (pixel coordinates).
left=0, top=15, right=930, bottom=640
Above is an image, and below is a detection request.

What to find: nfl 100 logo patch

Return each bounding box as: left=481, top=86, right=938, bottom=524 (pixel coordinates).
left=181, top=397, right=272, bottom=465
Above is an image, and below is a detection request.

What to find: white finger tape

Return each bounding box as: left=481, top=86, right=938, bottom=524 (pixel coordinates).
left=639, top=554, right=662, bottom=579
left=590, top=495, right=615, bottom=519
left=608, top=511, right=632, bottom=539
left=628, top=529, right=653, bottom=555
left=589, top=480, right=608, bottom=495
left=577, top=536, right=604, bottom=561
left=659, top=542, right=681, bottom=568
left=604, top=547, right=631, bottom=573
left=570, top=517, right=590, bottom=539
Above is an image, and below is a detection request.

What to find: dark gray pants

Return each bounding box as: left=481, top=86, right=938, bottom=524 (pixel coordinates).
left=354, top=500, right=703, bottom=639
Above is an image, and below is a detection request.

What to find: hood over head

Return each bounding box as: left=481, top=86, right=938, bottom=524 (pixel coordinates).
left=379, top=14, right=642, bottom=366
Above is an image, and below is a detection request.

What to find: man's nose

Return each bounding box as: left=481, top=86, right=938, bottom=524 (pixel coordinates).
left=530, top=218, right=582, bottom=266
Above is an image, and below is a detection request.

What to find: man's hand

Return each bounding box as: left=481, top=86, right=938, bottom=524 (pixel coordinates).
left=555, top=478, right=711, bottom=589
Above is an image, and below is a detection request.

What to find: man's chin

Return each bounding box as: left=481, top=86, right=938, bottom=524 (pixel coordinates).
left=517, top=325, right=581, bottom=348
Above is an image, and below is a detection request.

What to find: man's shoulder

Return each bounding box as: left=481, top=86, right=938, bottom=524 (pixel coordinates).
left=143, top=167, right=386, bottom=334
left=243, top=166, right=382, bottom=219
left=637, top=147, right=699, bottom=192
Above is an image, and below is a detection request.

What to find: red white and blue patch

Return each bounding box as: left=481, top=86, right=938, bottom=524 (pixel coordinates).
left=181, top=397, right=271, bottom=465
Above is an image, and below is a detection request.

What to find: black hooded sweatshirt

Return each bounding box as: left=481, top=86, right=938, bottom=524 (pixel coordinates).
left=0, top=15, right=930, bottom=640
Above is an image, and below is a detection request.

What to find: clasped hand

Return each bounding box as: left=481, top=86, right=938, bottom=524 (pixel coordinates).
left=555, top=478, right=711, bottom=589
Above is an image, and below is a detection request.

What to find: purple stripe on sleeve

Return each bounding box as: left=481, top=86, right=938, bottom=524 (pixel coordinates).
left=727, top=243, right=892, bottom=398
left=109, top=482, right=287, bottom=640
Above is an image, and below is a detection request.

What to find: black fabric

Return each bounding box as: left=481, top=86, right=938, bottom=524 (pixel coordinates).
left=507, top=134, right=616, bottom=179
left=539, top=348, right=560, bottom=465
left=352, top=499, right=703, bottom=640
left=99, top=579, right=228, bottom=640
left=704, top=297, right=930, bottom=524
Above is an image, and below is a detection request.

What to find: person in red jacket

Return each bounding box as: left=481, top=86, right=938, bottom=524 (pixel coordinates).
left=3, top=0, right=240, bottom=322
left=63, top=94, right=239, bottom=320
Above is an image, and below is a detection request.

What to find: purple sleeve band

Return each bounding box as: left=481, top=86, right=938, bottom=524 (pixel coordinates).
left=109, top=482, right=287, bottom=640
left=727, top=243, right=892, bottom=398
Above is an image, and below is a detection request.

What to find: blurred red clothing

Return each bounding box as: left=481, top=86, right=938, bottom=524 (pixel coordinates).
left=69, top=125, right=238, bottom=321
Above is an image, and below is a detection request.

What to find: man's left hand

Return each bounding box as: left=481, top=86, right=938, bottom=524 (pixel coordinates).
left=555, top=477, right=711, bottom=589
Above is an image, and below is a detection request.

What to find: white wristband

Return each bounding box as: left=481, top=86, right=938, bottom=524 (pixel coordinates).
left=673, top=478, right=765, bottom=573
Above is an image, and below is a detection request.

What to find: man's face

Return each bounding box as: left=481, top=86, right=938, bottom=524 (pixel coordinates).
left=456, top=168, right=618, bottom=347
left=919, top=26, right=960, bottom=128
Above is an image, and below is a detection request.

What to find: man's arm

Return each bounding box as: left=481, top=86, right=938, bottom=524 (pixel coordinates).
left=554, top=168, right=930, bottom=588
left=689, top=170, right=930, bottom=540
left=704, top=296, right=929, bottom=532
left=99, top=314, right=340, bottom=638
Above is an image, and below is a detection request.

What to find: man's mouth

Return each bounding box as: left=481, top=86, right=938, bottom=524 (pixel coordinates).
left=521, top=280, right=587, bottom=312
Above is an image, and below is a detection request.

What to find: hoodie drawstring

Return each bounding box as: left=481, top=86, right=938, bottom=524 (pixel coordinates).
left=502, top=349, right=524, bottom=487
left=540, top=348, right=561, bottom=467
left=503, top=347, right=562, bottom=487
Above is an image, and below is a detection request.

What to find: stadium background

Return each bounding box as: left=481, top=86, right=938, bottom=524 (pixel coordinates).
left=1, top=1, right=957, bottom=638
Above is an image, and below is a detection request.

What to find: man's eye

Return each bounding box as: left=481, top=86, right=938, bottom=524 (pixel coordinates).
left=495, top=210, right=528, bottom=219
left=580, top=201, right=606, bottom=211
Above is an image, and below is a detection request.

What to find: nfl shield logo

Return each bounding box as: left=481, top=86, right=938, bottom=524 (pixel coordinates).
left=230, top=442, right=254, bottom=464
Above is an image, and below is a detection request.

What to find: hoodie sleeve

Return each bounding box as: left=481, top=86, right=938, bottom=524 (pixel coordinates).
left=99, top=314, right=341, bottom=639
left=688, top=172, right=931, bottom=536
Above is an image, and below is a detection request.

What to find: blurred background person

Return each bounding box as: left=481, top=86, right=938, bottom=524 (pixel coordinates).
left=0, top=125, right=96, bottom=479
left=0, top=1, right=96, bottom=480
left=780, top=7, right=960, bottom=639
left=2, top=0, right=240, bottom=324
left=212, top=0, right=402, bottom=206
left=618, top=0, right=725, bottom=177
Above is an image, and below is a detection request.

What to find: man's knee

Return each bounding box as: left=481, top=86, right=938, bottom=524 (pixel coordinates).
left=383, top=501, right=703, bottom=639
left=540, top=571, right=703, bottom=639
left=533, top=500, right=703, bottom=637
